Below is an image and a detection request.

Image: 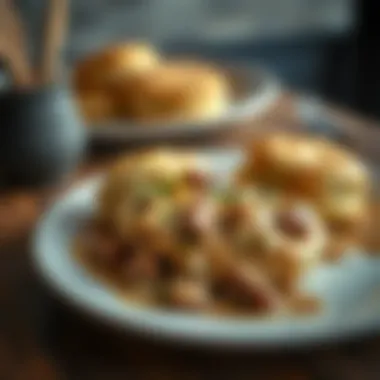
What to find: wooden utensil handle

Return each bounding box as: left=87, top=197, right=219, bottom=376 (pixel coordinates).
left=39, top=0, right=68, bottom=84
left=0, top=0, right=33, bottom=87
left=0, top=43, right=33, bottom=87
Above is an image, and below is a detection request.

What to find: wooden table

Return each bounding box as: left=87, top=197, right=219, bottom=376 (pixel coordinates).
left=2, top=95, right=380, bottom=380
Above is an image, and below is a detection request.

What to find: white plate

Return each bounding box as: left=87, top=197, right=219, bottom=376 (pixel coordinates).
left=33, top=150, right=380, bottom=347
left=88, top=66, right=281, bottom=143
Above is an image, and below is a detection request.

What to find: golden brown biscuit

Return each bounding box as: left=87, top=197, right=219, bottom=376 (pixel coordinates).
left=238, top=134, right=326, bottom=195
left=73, top=42, right=160, bottom=94
left=319, top=195, right=368, bottom=233
left=317, top=144, right=370, bottom=198
left=240, top=134, right=369, bottom=192
left=238, top=134, right=371, bottom=237
left=315, top=145, right=370, bottom=233
left=114, top=60, right=230, bottom=123
left=76, top=91, right=115, bottom=124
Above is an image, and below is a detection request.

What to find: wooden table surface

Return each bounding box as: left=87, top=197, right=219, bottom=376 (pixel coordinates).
left=2, top=95, right=380, bottom=380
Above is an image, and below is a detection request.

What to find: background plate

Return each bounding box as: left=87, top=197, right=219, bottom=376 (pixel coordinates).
left=87, top=66, right=281, bottom=144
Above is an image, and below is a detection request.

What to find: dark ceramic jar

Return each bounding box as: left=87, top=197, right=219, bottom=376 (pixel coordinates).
left=0, top=85, right=86, bottom=188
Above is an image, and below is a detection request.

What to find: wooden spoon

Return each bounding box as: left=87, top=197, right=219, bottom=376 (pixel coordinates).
left=38, top=0, right=68, bottom=84
left=0, top=40, right=30, bottom=87
left=0, top=0, right=33, bottom=87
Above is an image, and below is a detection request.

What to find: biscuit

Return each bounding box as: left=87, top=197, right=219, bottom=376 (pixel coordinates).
left=114, top=60, right=230, bottom=123
left=73, top=42, right=160, bottom=94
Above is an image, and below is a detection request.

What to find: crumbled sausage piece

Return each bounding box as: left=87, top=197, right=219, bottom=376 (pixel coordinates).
left=84, top=226, right=122, bottom=268
left=158, top=256, right=177, bottom=279
left=207, top=243, right=282, bottom=312
left=222, top=203, right=251, bottom=231
left=183, top=170, right=210, bottom=190
left=276, top=208, right=310, bottom=239
left=225, top=264, right=283, bottom=312
left=178, top=199, right=217, bottom=242
left=123, top=253, right=158, bottom=283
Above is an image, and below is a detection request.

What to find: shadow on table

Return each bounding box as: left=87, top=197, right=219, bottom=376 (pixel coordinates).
left=32, top=282, right=380, bottom=380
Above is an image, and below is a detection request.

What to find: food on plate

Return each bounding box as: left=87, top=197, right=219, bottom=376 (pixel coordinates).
left=113, top=61, right=230, bottom=123
left=238, top=134, right=370, bottom=250
left=74, top=139, right=371, bottom=317
left=73, top=42, right=160, bottom=94
left=72, top=42, right=232, bottom=125
left=97, top=149, right=208, bottom=233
